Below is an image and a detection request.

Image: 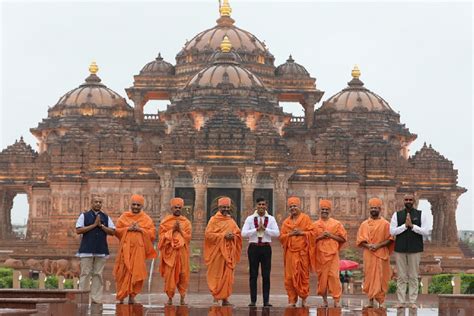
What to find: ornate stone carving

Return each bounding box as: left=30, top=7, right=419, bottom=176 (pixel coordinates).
left=159, top=170, right=175, bottom=189
left=190, top=167, right=210, bottom=185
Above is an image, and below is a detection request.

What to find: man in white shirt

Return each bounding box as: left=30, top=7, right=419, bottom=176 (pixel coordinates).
left=389, top=194, right=430, bottom=309
left=241, top=197, right=280, bottom=307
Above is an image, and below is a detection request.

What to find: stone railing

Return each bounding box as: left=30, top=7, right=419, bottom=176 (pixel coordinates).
left=144, top=114, right=160, bottom=121
left=289, top=116, right=305, bottom=127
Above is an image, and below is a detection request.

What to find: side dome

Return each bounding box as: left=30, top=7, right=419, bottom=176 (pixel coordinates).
left=140, top=53, right=175, bottom=75
left=186, top=36, right=264, bottom=89
left=323, top=66, right=394, bottom=112
left=275, top=55, right=310, bottom=78
left=48, top=62, right=133, bottom=118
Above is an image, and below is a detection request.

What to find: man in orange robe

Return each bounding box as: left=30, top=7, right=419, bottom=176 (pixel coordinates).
left=313, top=199, right=347, bottom=307
left=113, top=194, right=157, bottom=304
left=357, top=197, right=394, bottom=308
left=280, top=196, right=316, bottom=307
left=204, top=197, right=242, bottom=306
left=158, top=197, right=192, bottom=306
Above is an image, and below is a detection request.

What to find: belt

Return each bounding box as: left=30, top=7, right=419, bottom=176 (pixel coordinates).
left=249, top=242, right=270, bottom=246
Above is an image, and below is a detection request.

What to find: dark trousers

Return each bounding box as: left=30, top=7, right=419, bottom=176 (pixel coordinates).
left=248, top=243, right=272, bottom=304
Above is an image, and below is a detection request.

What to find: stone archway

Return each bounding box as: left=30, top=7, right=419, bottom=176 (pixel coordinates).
left=0, top=188, right=32, bottom=240
left=418, top=191, right=461, bottom=246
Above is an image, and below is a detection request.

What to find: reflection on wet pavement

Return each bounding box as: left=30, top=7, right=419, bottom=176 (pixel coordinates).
left=88, top=304, right=438, bottom=316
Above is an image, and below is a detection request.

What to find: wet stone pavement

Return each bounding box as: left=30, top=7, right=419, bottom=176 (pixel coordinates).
left=83, top=294, right=439, bottom=316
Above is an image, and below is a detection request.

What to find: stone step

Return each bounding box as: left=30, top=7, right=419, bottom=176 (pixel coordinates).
left=0, top=289, right=89, bottom=305
left=0, top=298, right=76, bottom=315
left=0, top=309, right=38, bottom=315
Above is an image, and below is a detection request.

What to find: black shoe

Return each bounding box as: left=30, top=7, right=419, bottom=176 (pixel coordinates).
left=248, top=302, right=256, bottom=307
left=264, top=303, right=272, bottom=307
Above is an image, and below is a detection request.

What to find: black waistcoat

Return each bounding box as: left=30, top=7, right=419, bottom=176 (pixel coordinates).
left=394, top=208, right=423, bottom=253
left=78, top=210, right=110, bottom=255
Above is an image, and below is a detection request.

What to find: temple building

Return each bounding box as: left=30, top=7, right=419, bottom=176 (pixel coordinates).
left=0, top=0, right=466, bottom=258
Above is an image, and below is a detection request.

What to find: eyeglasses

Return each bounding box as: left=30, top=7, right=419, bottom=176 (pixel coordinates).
left=131, top=203, right=142, bottom=206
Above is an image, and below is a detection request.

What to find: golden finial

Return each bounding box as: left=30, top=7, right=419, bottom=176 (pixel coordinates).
left=220, top=35, right=232, bottom=53
left=219, top=0, right=232, bottom=17
left=351, top=65, right=361, bottom=79
left=89, top=61, right=99, bottom=74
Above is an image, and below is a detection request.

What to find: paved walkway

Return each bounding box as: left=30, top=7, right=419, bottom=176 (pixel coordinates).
left=100, top=293, right=439, bottom=309
left=83, top=293, right=439, bottom=315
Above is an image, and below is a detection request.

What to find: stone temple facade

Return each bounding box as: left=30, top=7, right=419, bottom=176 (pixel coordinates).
left=0, top=1, right=466, bottom=254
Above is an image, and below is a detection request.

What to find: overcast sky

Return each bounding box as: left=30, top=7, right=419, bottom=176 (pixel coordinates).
left=1, top=1, right=472, bottom=229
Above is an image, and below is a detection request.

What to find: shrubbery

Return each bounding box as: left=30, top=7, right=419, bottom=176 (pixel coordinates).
left=388, top=280, right=397, bottom=294
left=0, top=268, right=78, bottom=289
left=386, top=274, right=474, bottom=294
left=20, top=278, right=39, bottom=289
left=0, top=268, right=12, bottom=278
left=0, top=268, right=13, bottom=288
left=461, top=274, right=474, bottom=294
left=64, top=279, right=74, bottom=289
left=427, top=274, right=474, bottom=294
left=429, top=274, right=453, bottom=294
left=45, top=276, right=58, bottom=289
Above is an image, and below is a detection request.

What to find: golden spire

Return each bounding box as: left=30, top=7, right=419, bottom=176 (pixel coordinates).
left=219, top=0, right=232, bottom=17
left=351, top=65, right=361, bottom=79
left=220, top=35, right=232, bottom=53
left=89, top=61, right=99, bottom=74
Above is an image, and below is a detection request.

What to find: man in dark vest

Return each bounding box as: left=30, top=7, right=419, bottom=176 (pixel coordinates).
left=389, top=194, right=430, bottom=309
left=76, top=195, right=116, bottom=304
left=241, top=197, right=280, bottom=307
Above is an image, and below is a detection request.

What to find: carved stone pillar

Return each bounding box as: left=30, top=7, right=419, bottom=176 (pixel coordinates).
left=131, top=93, right=145, bottom=124
left=271, top=170, right=295, bottom=224
left=430, top=193, right=459, bottom=246
left=157, top=169, right=176, bottom=222
left=0, top=190, right=15, bottom=239
left=238, top=166, right=262, bottom=224
left=187, top=166, right=211, bottom=239
left=301, top=95, right=317, bottom=128
left=429, top=197, right=441, bottom=244
left=444, top=193, right=460, bottom=246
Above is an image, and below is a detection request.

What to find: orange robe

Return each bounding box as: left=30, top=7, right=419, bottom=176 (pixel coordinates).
left=313, top=217, right=347, bottom=301
left=115, top=304, right=144, bottom=316
left=204, top=211, right=242, bottom=300
left=356, top=217, right=394, bottom=304
left=207, top=306, right=233, bottom=316
left=158, top=214, right=192, bottom=299
left=284, top=307, right=310, bottom=316
left=113, top=211, right=157, bottom=301
left=164, top=305, right=189, bottom=316
left=280, top=213, right=316, bottom=304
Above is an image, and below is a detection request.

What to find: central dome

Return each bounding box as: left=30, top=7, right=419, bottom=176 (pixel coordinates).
left=176, top=0, right=273, bottom=67
left=184, top=19, right=266, bottom=53
left=186, top=36, right=264, bottom=89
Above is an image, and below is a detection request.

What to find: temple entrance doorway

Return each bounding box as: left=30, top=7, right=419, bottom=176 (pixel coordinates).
left=207, top=188, right=241, bottom=225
